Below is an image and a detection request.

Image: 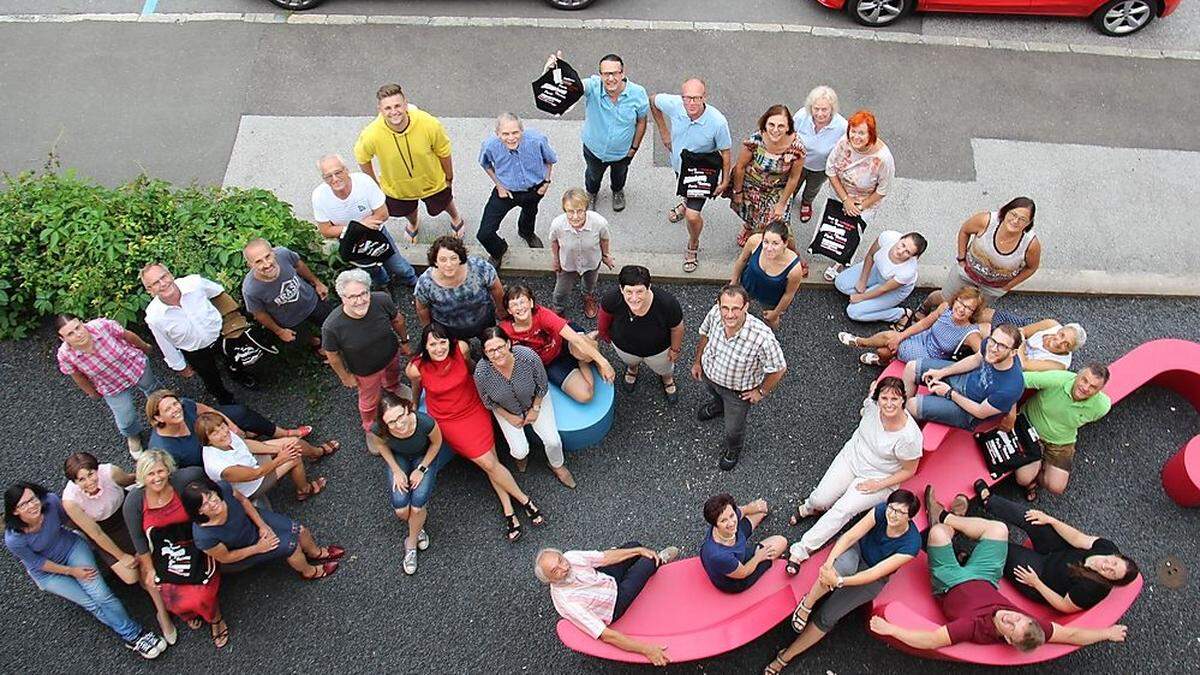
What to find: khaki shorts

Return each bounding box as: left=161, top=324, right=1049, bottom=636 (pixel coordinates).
left=1041, top=441, right=1077, bottom=471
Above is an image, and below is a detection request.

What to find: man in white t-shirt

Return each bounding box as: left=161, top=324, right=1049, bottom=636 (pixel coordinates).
left=833, top=230, right=928, bottom=324
left=786, top=376, right=923, bottom=569
left=312, top=153, right=417, bottom=287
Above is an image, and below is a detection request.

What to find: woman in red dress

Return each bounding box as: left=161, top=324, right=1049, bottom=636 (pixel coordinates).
left=406, top=322, right=546, bottom=542
left=123, top=451, right=226, bottom=648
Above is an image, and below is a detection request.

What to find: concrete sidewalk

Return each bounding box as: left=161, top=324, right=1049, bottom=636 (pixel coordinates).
left=224, top=114, right=1200, bottom=296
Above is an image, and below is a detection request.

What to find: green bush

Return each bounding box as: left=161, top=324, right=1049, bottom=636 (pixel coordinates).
left=0, top=165, right=336, bottom=339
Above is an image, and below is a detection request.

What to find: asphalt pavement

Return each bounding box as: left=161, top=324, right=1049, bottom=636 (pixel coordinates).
left=1, top=279, right=1197, bottom=673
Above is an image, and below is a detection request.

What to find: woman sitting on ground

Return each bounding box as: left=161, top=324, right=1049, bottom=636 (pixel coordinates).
left=123, top=452, right=226, bottom=648
left=785, top=377, right=922, bottom=572
left=146, top=389, right=336, bottom=469
left=180, top=477, right=344, bottom=579
left=61, top=452, right=176, bottom=643
left=367, top=392, right=455, bottom=575
left=498, top=284, right=616, bottom=404
left=475, top=326, right=577, bottom=489
left=766, top=489, right=921, bottom=674
left=729, top=221, right=806, bottom=330
left=832, top=230, right=927, bottom=325
left=699, top=494, right=787, bottom=594
left=196, top=412, right=328, bottom=503
left=954, top=482, right=1139, bottom=613
left=837, top=287, right=986, bottom=366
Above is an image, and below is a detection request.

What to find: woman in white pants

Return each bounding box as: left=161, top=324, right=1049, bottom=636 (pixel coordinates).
left=474, top=327, right=576, bottom=488
left=784, top=376, right=922, bottom=574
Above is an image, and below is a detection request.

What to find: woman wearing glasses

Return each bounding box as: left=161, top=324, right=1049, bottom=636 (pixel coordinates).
left=837, top=287, right=986, bottom=367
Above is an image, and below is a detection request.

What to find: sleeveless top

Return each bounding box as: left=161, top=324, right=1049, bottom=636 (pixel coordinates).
left=740, top=243, right=802, bottom=309
left=963, top=211, right=1036, bottom=287
left=901, top=309, right=980, bottom=361
left=62, top=464, right=124, bottom=522
left=417, top=348, right=486, bottom=422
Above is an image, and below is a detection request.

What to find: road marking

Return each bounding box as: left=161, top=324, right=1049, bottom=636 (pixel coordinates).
left=0, top=12, right=1196, bottom=62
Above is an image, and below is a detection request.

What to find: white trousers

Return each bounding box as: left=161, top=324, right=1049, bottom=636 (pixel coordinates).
left=494, top=394, right=565, bottom=468
left=790, top=446, right=894, bottom=559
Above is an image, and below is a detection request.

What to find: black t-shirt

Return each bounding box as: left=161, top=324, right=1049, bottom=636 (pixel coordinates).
left=601, top=287, right=683, bottom=357
left=370, top=412, right=436, bottom=457
left=321, top=292, right=400, bottom=376
left=1041, top=537, right=1120, bottom=609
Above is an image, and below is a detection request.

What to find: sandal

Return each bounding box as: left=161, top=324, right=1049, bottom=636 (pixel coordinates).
left=859, top=353, right=881, bottom=366
left=764, top=650, right=791, bottom=675
left=404, top=223, right=420, bottom=243
left=837, top=331, right=859, bottom=347
left=973, top=478, right=991, bottom=504
left=210, top=618, right=229, bottom=649
left=950, top=493, right=970, bottom=516
left=520, top=498, right=546, bottom=526
left=295, top=476, right=328, bottom=502
left=279, top=425, right=312, bottom=438
left=621, top=366, right=639, bottom=394
left=505, top=512, right=523, bottom=542
left=822, top=263, right=843, bottom=282
left=736, top=225, right=754, bottom=248
left=662, top=378, right=678, bottom=405
left=790, top=599, right=813, bottom=632
left=683, top=248, right=699, bottom=274
left=788, top=502, right=814, bottom=526
left=667, top=202, right=686, bottom=223
left=785, top=558, right=801, bottom=576
left=316, top=440, right=340, bottom=458
left=309, top=544, right=346, bottom=563
left=890, top=308, right=915, bottom=332
left=1024, top=484, right=1039, bottom=502
left=799, top=202, right=813, bottom=223
left=301, top=561, right=339, bottom=580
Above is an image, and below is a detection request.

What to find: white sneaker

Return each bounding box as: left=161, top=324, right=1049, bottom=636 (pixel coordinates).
left=127, top=437, right=145, bottom=462
left=656, top=546, right=681, bottom=564
left=126, top=631, right=165, bottom=659
left=416, top=529, right=430, bottom=551
left=402, top=547, right=418, bottom=575
left=837, top=331, right=859, bottom=347
left=788, top=542, right=812, bottom=563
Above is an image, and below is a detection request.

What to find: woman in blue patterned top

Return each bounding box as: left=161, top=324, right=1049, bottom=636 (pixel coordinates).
left=415, top=236, right=506, bottom=342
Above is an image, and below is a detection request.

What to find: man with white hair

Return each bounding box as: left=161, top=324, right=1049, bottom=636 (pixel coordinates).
left=312, top=153, right=418, bottom=288
left=477, top=112, right=558, bottom=269
left=241, top=238, right=331, bottom=355
left=141, top=262, right=252, bottom=404
left=321, top=269, right=411, bottom=441
left=535, top=542, right=681, bottom=666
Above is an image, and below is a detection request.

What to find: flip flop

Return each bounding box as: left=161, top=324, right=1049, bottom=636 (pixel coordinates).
left=211, top=619, right=229, bottom=649
left=404, top=223, right=420, bottom=243
left=296, top=477, right=328, bottom=502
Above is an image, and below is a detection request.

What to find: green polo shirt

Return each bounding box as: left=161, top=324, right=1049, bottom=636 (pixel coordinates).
left=1020, top=370, right=1111, bottom=445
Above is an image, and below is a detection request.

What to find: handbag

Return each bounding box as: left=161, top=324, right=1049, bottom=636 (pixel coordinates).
left=974, top=413, right=1043, bottom=478
left=532, top=59, right=584, bottom=116
left=210, top=292, right=278, bottom=372
left=806, top=198, right=865, bottom=265
left=676, top=150, right=723, bottom=199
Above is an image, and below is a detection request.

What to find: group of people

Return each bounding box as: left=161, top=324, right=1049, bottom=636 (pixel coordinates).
left=6, top=52, right=1135, bottom=671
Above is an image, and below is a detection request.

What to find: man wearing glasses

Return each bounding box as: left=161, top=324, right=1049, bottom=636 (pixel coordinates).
left=561, top=52, right=647, bottom=213
left=902, top=323, right=1025, bottom=430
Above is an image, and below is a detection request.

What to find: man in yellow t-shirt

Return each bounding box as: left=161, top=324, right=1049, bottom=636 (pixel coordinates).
left=354, top=83, right=465, bottom=242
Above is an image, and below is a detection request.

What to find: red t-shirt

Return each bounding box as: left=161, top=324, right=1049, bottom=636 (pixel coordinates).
left=940, top=580, right=1055, bottom=645
left=499, top=306, right=568, bottom=365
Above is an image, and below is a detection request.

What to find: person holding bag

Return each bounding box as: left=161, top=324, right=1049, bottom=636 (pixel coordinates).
left=820, top=110, right=895, bottom=282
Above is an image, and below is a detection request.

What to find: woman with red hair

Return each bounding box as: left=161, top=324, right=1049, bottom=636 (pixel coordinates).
left=821, top=110, right=896, bottom=282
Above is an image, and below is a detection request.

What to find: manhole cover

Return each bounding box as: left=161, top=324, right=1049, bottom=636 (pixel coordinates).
left=1158, top=555, right=1188, bottom=590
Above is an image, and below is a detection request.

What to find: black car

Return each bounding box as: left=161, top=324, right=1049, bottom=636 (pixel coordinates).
left=267, top=0, right=596, bottom=9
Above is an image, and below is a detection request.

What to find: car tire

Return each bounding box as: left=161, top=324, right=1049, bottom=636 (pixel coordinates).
left=1091, top=0, right=1156, bottom=36
left=267, top=0, right=324, bottom=10
left=545, top=0, right=598, bottom=9
left=846, top=0, right=911, bottom=27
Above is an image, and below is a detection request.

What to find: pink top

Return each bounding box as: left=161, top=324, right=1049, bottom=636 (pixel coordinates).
left=550, top=550, right=617, bottom=639
left=57, top=318, right=147, bottom=397
left=61, top=464, right=125, bottom=522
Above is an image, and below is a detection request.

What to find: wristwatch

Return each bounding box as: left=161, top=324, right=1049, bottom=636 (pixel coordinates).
left=416, top=464, right=428, bottom=473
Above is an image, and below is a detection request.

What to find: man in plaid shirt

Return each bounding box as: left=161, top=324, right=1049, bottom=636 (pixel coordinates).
left=691, top=284, right=787, bottom=470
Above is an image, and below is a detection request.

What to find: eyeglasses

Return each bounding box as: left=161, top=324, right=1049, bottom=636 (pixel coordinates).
left=682, top=95, right=705, bottom=102
left=15, top=495, right=40, bottom=511
left=342, top=290, right=370, bottom=302
left=988, top=339, right=1015, bottom=351
left=886, top=504, right=909, bottom=517
left=484, top=345, right=509, bottom=357
left=599, top=70, right=623, bottom=79
left=1005, top=213, right=1031, bottom=225
left=322, top=168, right=348, bottom=180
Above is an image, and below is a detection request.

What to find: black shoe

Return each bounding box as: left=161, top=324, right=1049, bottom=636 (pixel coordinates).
left=233, top=374, right=259, bottom=391
left=521, top=233, right=545, bottom=248
left=719, top=446, right=741, bottom=471
left=697, top=401, right=723, bottom=422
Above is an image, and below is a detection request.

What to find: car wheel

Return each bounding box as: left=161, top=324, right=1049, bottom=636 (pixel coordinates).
left=267, top=0, right=324, bottom=10
left=846, top=0, right=910, bottom=28
left=544, top=0, right=598, bottom=9
left=1091, top=0, right=1155, bottom=36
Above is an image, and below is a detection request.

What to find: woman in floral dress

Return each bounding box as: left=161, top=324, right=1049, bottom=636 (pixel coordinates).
left=730, top=104, right=806, bottom=248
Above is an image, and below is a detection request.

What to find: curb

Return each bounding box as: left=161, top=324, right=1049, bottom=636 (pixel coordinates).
left=0, top=12, right=1196, bottom=62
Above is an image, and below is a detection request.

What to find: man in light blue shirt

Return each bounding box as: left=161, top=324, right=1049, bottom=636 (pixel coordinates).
left=650, top=79, right=732, bottom=273
left=477, top=113, right=558, bottom=267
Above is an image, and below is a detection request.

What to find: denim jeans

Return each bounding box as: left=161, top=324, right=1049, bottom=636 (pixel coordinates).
left=834, top=262, right=915, bottom=323
left=34, top=536, right=144, bottom=643
left=912, top=357, right=983, bottom=430
left=386, top=443, right=454, bottom=510
left=583, top=145, right=632, bottom=195
left=366, top=227, right=418, bottom=287
left=103, top=367, right=163, bottom=438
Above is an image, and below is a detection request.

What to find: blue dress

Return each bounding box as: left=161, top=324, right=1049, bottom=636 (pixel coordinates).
left=192, top=481, right=299, bottom=571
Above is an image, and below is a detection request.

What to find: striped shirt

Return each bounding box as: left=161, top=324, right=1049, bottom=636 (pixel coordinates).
left=698, top=305, right=787, bottom=391
left=550, top=550, right=617, bottom=639
left=56, top=318, right=148, bottom=397
left=473, top=346, right=548, bottom=416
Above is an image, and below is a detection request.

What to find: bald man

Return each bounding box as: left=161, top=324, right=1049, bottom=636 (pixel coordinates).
left=241, top=238, right=332, bottom=353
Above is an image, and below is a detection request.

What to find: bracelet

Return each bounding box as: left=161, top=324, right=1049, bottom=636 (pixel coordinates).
left=943, top=386, right=954, bottom=399
left=956, top=256, right=967, bottom=262
left=835, top=575, right=845, bottom=589
left=757, top=387, right=767, bottom=397
left=630, top=145, right=639, bottom=150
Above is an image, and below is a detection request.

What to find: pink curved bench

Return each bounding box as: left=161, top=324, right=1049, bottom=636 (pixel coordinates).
left=556, top=551, right=829, bottom=663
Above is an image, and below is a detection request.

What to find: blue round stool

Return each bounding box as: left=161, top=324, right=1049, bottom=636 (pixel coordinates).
left=548, top=377, right=615, bottom=452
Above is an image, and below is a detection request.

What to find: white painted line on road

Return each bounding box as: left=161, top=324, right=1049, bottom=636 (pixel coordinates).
left=0, top=12, right=1195, bottom=62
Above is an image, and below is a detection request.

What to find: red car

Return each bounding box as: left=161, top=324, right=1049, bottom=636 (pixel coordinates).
left=823, top=0, right=1181, bottom=36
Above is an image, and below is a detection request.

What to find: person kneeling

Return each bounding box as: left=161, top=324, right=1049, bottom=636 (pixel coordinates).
left=869, top=486, right=1127, bottom=653
left=700, top=494, right=787, bottom=593
left=535, top=542, right=681, bottom=666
